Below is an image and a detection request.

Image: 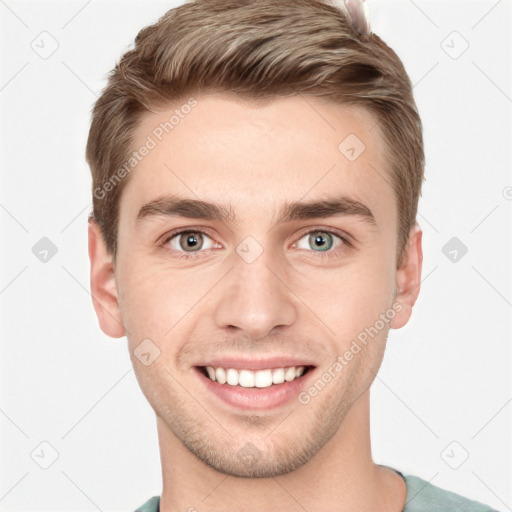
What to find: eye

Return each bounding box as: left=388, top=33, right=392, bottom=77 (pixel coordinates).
left=292, top=229, right=351, bottom=260
left=161, top=229, right=220, bottom=256
left=159, top=227, right=351, bottom=261
left=297, top=231, right=334, bottom=251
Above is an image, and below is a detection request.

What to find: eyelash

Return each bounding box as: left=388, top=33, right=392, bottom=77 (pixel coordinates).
left=159, top=226, right=352, bottom=261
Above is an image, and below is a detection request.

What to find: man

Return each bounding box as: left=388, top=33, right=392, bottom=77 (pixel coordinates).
left=86, top=1, right=499, bottom=510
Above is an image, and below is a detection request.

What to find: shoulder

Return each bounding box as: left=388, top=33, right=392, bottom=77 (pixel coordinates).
left=132, top=477, right=500, bottom=512
left=403, top=474, right=499, bottom=512
left=134, top=495, right=160, bottom=512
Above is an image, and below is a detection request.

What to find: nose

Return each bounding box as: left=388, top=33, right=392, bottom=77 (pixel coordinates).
left=212, top=249, right=298, bottom=339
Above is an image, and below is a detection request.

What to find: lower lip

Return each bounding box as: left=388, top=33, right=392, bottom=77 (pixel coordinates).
left=195, top=367, right=316, bottom=411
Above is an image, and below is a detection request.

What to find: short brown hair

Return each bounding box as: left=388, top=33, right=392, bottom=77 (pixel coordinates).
left=86, top=0, right=424, bottom=267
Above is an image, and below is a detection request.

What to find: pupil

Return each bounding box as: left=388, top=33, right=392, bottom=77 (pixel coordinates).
left=310, top=232, right=332, bottom=251
left=181, top=232, right=202, bottom=251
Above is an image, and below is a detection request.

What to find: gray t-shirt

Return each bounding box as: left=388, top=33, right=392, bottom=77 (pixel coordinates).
left=134, top=471, right=500, bottom=511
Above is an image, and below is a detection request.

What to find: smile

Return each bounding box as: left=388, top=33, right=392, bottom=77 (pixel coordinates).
left=195, top=364, right=316, bottom=411
left=201, top=365, right=311, bottom=388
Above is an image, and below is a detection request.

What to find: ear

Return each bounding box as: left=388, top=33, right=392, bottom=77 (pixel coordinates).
left=390, top=222, right=423, bottom=329
left=88, top=217, right=125, bottom=338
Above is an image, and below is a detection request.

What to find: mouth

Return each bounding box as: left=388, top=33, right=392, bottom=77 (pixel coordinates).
left=197, top=364, right=314, bottom=388
left=194, top=363, right=317, bottom=411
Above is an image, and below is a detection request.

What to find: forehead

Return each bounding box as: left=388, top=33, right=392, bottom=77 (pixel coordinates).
left=121, top=92, right=395, bottom=228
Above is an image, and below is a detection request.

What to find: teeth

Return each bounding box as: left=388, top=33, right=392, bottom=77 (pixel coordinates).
left=284, top=367, right=296, bottom=382
left=254, top=369, right=273, bottom=388
left=226, top=368, right=238, bottom=386
left=204, top=365, right=307, bottom=388
left=239, top=369, right=255, bottom=387
left=272, top=368, right=285, bottom=384
left=215, top=367, right=226, bottom=384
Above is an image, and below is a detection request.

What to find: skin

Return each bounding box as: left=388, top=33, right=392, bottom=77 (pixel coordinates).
left=88, top=92, right=422, bottom=512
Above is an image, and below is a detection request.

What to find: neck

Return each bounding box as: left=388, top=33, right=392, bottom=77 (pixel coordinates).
left=157, top=390, right=405, bottom=512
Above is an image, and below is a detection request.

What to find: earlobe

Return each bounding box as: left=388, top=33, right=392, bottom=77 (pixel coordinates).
left=390, top=222, right=423, bottom=330
left=88, top=218, right=126, bottom=338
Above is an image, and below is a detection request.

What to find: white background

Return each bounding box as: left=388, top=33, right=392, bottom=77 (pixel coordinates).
left=1, top=0, right=511, bottom=510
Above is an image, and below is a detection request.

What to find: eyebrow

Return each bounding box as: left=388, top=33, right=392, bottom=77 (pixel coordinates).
left=136, top=194, right=377, bottom=228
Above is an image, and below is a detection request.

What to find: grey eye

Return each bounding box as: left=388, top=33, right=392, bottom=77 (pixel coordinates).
left=295, top=231, right=342, bottom=252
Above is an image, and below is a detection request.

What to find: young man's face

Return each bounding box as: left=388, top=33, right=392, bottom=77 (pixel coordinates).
left=89, top=93, right=421, bottom=478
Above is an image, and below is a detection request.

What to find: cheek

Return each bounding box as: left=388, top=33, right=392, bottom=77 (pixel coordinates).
left=301, top=255, right=394, bottom=336
left=115, top=259, right=176, bottom=339
left=116, top=257, right=222, bottom=341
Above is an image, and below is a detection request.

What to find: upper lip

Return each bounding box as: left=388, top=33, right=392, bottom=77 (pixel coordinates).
left=195, top=356, right=316, bottom=371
